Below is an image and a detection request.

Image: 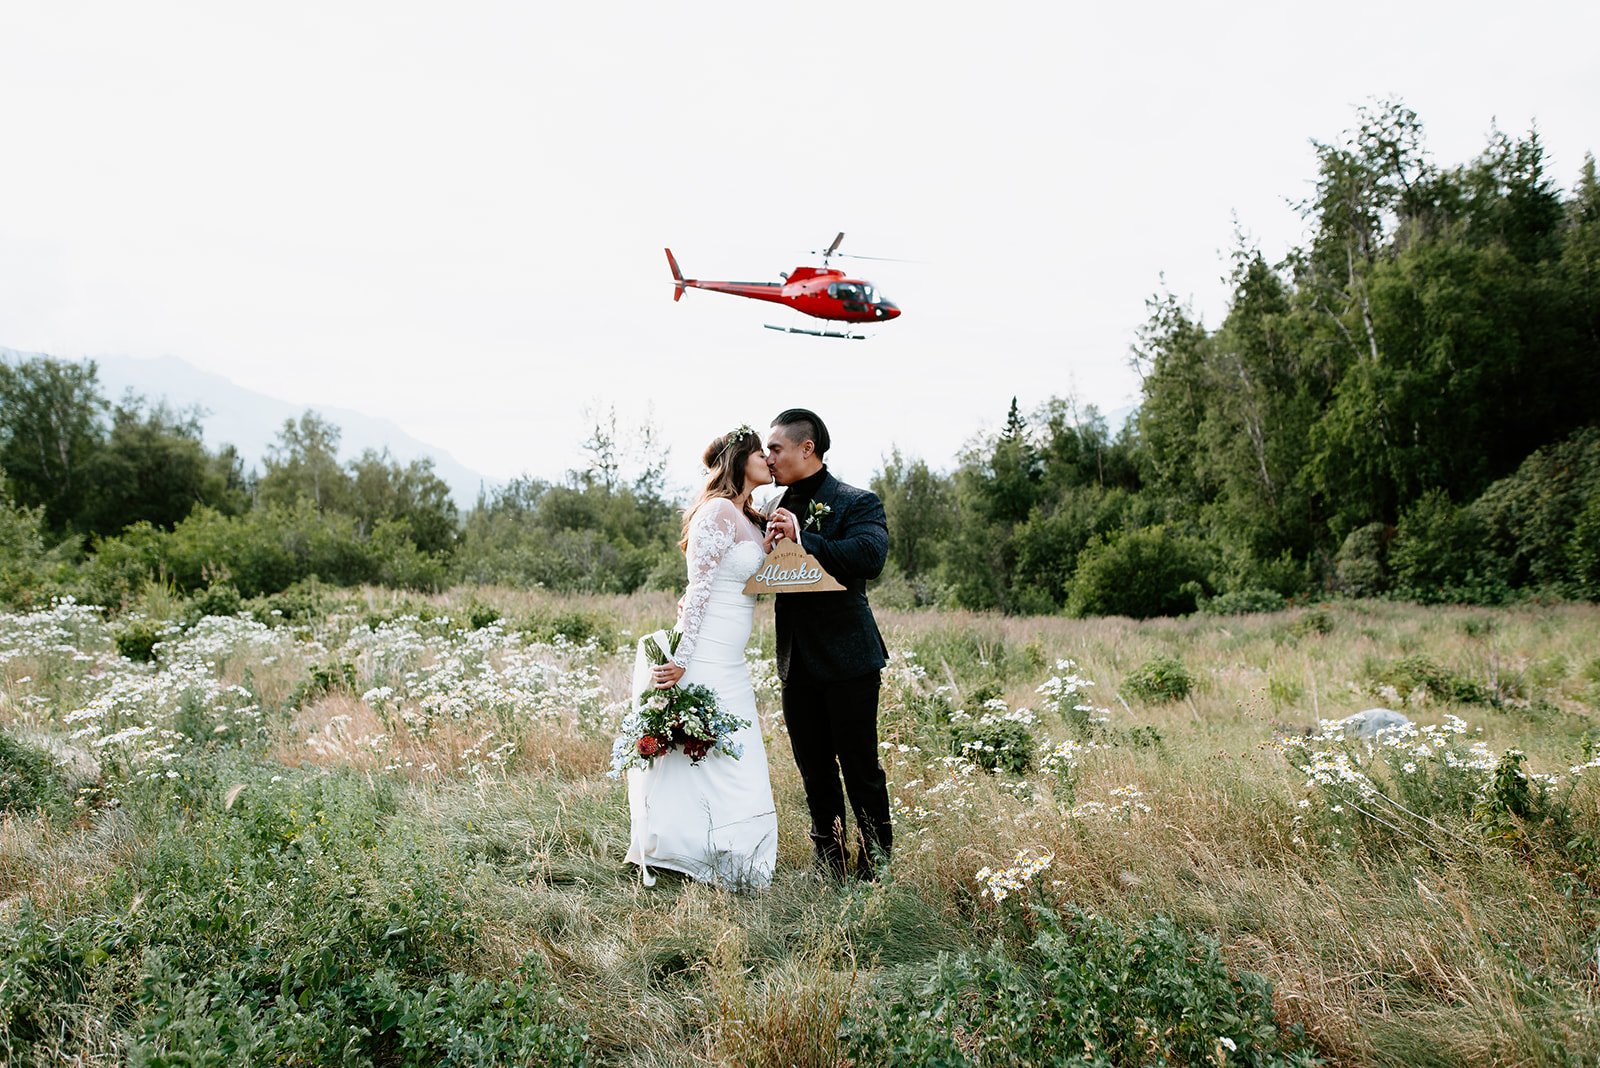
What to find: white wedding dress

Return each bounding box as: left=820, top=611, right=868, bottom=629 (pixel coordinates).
left=624, top=497, right=778, bottom=889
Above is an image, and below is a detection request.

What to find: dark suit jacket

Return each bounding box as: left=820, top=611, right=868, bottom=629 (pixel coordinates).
left=774, top=471, right=890, bottom=683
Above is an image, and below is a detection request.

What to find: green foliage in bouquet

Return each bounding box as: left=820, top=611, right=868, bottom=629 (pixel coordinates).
left=610, top=631, right=750, bottom=774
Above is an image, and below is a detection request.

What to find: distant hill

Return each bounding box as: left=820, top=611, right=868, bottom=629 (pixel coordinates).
left=1, top=348, right=493, bottom=508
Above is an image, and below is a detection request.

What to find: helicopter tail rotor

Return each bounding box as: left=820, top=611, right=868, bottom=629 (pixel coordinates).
left=665, top=248, right=688, bottom=301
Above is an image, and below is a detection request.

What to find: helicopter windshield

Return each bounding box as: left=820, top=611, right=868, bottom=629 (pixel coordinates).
left=829, top=282, right=877, bottom=302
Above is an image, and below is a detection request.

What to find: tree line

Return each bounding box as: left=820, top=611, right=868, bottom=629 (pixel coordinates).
left=3, top=102, right=1596, bottom=616
left=0, top=362, right=682, bottom=608
left=873, top=102, right=1599, bottom=615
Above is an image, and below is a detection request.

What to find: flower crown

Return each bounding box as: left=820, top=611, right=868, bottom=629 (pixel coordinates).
left=717, top=423, right=757, bottom=461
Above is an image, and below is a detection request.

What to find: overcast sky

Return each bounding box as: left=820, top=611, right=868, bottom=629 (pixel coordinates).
left=2, top=2, right=1595, bottom=495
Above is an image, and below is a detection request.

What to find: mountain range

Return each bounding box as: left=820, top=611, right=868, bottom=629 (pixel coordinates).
left=1, top=348, right=493, bottom=507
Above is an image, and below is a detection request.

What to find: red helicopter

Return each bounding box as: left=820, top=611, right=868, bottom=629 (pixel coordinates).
left=664, top=233, right=901, bottom=339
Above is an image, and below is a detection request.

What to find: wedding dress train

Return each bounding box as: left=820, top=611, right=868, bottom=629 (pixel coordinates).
left=624, top=498, right=778, bottom=888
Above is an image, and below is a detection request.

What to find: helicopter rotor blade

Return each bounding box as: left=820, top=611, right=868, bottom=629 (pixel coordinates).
left=825, top=232, right=845, bottom=257
left=832, top=252, right=926, bottom=263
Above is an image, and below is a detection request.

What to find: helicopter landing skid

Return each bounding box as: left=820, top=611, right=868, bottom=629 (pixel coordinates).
left=763, top=324, right=866, bottom=340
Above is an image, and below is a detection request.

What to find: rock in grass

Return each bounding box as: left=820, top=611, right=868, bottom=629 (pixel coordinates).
left=1340, top=708, right=1410, bottom=738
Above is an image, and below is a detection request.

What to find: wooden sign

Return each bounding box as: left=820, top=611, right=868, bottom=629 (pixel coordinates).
left=743, top=538, right=845, bottom=595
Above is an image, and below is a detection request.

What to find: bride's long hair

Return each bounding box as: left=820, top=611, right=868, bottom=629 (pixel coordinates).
left=678, top=427, right=767, bottom=551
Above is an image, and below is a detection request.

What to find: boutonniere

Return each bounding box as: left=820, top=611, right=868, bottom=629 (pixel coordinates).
left=803, top=501, right=832, bottom=531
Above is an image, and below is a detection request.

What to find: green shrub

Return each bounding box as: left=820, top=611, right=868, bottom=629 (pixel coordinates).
left=75, top=521, right=167, bottom=609
left=292, top=661, right=359, bottom=707
left=187, top=581, right=243, bottom=620
left=0, top=482, right=70, bottom=609
left=1572, top=494, right=1600, bottom=601
left=843, top=905, right=1317, bottom=1067
left=368, top=517, right=448, bottom=592
left=1066, top=525, right=1213, bottom=619
left=1201, top=587, right=1287, bottom=615
left=1369, top=655, right=1491, bottom=706
left=1390, top=489, right=1488, bottom=601
left=251, top=577, right=341, bottom=624
left=1467, top=426, right=1600, bottom=595
left=466, top=601, right=501, bottom=629
left=115, top=618, right=163, bottom=663
left=518, top=609, right=618, bottom=649
left=0, top=730, right=71, bottom=817
left=643, top=549, right=686, bottom=593
left=1121, top=655, right=1194, bottom=703
left=80, top=501, right=449, bottom=603
left=1289, top=607, right=1334, bottom=637
left=1288, top=717, right=1506, bottom=849
left=456, top=525, right=653, bottom=595
left=1333, top=521, right=1390, bottom=597
left=132, top=958, right=589, bottom=1067
left=950, top=709, right=1035, bottom=774
left=1212, top=546, right=1310, bottom=602
left=866, top=563, right=922, bottom=612
left=0, top=761, right=588, bottom=1066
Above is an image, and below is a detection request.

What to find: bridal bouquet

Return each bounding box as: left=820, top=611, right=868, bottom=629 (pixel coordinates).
left=609, top=630, right=750, bottom=775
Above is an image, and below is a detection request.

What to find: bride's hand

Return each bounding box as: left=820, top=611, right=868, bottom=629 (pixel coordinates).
left=652, top=662, right=685, bottom=689
left=765, top=507, right=798, bottom=549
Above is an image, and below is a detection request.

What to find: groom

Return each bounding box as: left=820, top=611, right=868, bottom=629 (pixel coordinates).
left=763, top=408, right=893, bottom=880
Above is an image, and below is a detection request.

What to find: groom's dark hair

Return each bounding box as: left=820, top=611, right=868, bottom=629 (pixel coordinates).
left=771, top=408, right=830, bottom=458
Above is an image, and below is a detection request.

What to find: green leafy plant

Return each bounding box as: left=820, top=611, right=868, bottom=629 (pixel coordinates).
left=1201, top=587, right=1288, bottom=615
left=292, top=661, right=359, bottom=707
left=844, top=904, right=1318, bottom=1066
left=1368, top=655, right=1491, bottom=706
left=187, top=581, right=243, bottom=621
left=1120, top=655, right=1193, bottom=703
left=0, top=730, right=71, bottom=818
left=115, top=618, right=163, bottom=663
left=1067, top=525, right=1214, bottom=619
left=950, top=710, right=1035, bottom=774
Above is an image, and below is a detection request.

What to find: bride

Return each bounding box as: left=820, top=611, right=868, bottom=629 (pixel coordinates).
left=623, top=424, right=779, bottom=888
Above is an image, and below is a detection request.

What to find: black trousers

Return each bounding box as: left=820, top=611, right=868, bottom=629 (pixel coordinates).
left=781, top=668, right=893, bottom=875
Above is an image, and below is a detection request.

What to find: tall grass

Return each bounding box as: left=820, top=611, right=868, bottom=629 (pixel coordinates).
left=2, top=589, right=1598, bottom=1064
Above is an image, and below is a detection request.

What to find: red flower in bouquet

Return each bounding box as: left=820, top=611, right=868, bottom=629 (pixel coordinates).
left=609, top=629, right=753, bottom=777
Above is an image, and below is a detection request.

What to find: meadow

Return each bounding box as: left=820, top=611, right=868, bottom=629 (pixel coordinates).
left=2, top=584, right=1599, bottom=1066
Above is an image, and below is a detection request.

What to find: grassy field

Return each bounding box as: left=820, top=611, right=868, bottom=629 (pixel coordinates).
left=3, top=585, right=1599, bottom=1065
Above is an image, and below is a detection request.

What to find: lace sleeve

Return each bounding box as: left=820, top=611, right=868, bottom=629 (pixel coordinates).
left=671, top=499, right=739, bottom=667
